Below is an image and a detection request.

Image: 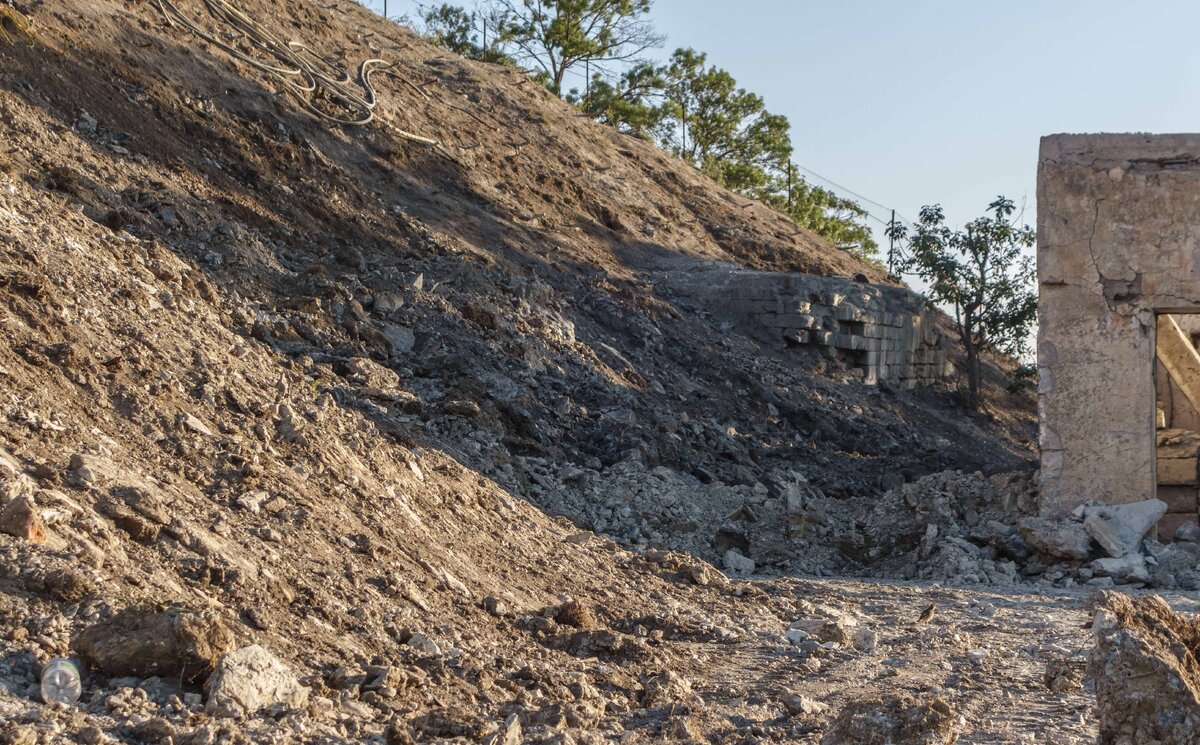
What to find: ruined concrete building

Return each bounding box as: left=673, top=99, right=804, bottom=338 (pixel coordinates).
left=1038, top=134, right=1200, bottom=536
left=664, top=263, right=952, bottom=387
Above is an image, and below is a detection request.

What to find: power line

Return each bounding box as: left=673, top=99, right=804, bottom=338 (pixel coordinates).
left=791, top=161, right=912, bottom=227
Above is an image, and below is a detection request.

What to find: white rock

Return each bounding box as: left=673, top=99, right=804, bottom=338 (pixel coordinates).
left=852, top=627, right=877, bottom=653
left=406, top=633, right=441, bottom=656
left=1175, top=521, right=1200, bottom=544
left=783, top=693, right=829, bottom=716
left=205, top=646, right=309, bottom=718
left=1091, top=554, right=1151, bottom=584
left=722, top=549, right=755, bottom=574
left=967, top=649, right=988, bottom=665
left=785, top=629, right=809, bottom=645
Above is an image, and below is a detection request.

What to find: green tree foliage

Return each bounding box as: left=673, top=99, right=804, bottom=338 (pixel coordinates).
left=568, top=62, right=668, bottom=137
left=769, top=178, right=877, bottom=260
left=891, top=197, right=1037, bottom=409
left=419, top=4, right=510, bottom=63
left=488, top=0, right=664, bottom=94
left=657, top=49, right=875, bottom=256
left=659, top=49, right=789, bottom=197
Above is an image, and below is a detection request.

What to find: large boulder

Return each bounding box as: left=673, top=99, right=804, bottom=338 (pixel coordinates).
left=205, top=645, right=309, bottom=718
left=0, top=494, right=47, bottom=544
left=72, top=608, right=236, bottom=683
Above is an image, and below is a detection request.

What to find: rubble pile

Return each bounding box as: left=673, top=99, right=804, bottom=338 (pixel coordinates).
left=1089, top=590, right=1200, bottom=745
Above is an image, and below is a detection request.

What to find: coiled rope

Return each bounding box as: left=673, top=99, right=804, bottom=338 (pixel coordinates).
left=154, top=0, right=437, bottom=144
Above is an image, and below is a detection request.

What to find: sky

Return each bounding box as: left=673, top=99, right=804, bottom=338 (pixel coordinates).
left=642, top=0, right=1200, bottom=242
left=377, top=0, right=1200, bottom=246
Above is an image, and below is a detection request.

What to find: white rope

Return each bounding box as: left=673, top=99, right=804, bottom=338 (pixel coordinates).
left=155, top=0, right=437, bottom=144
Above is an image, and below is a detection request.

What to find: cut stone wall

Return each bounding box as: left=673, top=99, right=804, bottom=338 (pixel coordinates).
left=1038, top=133, right=1200, bottom=516
left=662, top=264, right=952, bottom=387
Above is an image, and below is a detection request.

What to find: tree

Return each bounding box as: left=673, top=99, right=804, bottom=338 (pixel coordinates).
left=769, top=177, right=877, bottom=259
left=892, top=197, right=1036, bottom=410
left=568, top=61, right=668, bottom=137
left=419, top=4, right=510, bottom=63
left=488, top=0, right=664, bottom=95
left=659, top=48, right=791, bottom=197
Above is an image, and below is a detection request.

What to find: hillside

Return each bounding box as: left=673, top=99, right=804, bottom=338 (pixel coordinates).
left=0, top=0, right=1053, bottom=742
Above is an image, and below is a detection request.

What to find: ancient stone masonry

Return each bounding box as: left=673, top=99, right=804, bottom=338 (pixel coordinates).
left=1038, top=134, right=1200, bottom=527
left=662, top=263, right=952, bottom=387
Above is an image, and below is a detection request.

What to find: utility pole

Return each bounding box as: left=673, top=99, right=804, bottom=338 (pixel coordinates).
left=383, top=0, right=387, bottom=19
left=888, top=209, right=896, bottom=277
left=787, top=163, right=794, bottom=208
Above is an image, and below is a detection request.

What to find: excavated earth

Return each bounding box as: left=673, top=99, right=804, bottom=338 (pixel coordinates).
left=0, top=0, right=1178, bottom=742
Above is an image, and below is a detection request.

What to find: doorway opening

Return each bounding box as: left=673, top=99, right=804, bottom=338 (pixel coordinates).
left=1155, top=313, right=1200, bottom=540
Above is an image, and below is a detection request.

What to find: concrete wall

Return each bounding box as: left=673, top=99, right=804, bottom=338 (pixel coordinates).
left=663, top=264, right=952, bottom=387
left=1038, top=133, right=1200, bottom=516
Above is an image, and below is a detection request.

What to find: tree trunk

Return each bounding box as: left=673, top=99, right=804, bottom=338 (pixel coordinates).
left=964, top=340, right=981, bottom=410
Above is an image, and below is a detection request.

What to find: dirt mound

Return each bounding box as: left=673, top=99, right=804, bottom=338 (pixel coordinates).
left=0, top=0, right=1044, bottom=740
left=1089, top=591, right=1200, bottom=745
left=821, top=693, right=961, bottom=745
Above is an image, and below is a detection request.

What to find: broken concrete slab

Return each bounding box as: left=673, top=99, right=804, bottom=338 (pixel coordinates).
left=1018, top=517, right=1092, bottom=561
left=1082, top=499, right=1167, bottom=558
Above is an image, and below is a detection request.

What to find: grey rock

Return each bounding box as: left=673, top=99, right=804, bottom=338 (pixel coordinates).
left=784, top=693, right=829, bottom=717
left=1018, top=517, right=1092, bottom=560
left=722, top=549, right=755, bottom=574
left=1176, top=521, right=1200, bottom=544
left=1082, top=499, right=1167, bottom=558
left=1092, top=554, right=1151, bottom=584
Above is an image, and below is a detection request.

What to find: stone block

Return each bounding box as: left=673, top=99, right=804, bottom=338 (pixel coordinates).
left=783, top=330, right=810, bottom=345
left=833, top=333, right=866, bottom=351
left=1157, top=486, right=1199, bottom=513
left=1158, top=458, right=1199, bottom=486
left=835, top=304, right=866, bottom=322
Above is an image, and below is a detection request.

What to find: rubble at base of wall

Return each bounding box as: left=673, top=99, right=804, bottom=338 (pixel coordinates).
left=659, top=263, right=953, bottom=387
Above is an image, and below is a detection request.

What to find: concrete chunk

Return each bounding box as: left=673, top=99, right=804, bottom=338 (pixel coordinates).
left=1082, top=499, right=1168, bottom=558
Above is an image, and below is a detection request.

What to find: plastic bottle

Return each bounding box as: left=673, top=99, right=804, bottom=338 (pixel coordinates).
left=39, top=658, right=82, bottom=705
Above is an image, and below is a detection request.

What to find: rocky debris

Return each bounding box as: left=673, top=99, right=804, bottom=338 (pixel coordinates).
left=784, top=693, right=829, bottom=717
left=72, top=608, right=236, bottom=683
left=204, top=645, right=309, bottom=718
left=1019, top=517, right=1092, bottom=561
left=821, top=693, right=962, bottom=745
left=0, top=495, right=47, bottom=544
left=641, top=670, right=693, bottom=706
left=1044, top=658, right=1083, bottom=693
left=1080, top=499, right=1168, bottom=558
left=852, top=626, right=878, bottom=653
left=1089, top=590, right=1200, bottom=744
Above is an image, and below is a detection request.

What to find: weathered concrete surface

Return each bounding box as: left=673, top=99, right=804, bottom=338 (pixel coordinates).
left=1038, top=134, right=1200, bottom=516
left=662, top=262, right=952, bottom=387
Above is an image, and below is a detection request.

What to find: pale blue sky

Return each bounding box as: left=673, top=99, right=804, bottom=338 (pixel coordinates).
left=377, top=0, right=1200, bottom=243
left=644, top=0, right=1200, bottom=241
